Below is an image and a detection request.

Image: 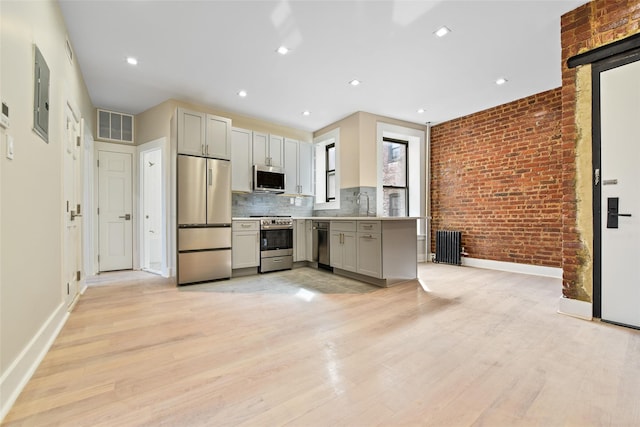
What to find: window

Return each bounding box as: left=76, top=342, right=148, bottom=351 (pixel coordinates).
left=314, top=128, right=340, bottom=210
left=382, top=137, right=408, bottom=216
left=326, top=143, right=336, bottom=202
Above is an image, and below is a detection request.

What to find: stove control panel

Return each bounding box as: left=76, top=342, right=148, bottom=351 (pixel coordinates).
left=260, top=217, right=293, bottom=228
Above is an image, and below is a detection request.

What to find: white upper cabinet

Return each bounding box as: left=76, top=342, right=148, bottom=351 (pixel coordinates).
left=298, top=141, right=313, bottom=195
left=206, top=114, right=232, bottom=160
left=268, top=135, right=284, bottom=167
left=284, top=138, right=298, bottom=194
left=284, top=138, right=313, bottom=195
left=253, top=131, right=284, bottom=167
left=177, top=108, right=206, bottom=156
left=177, top=107, right=231, bottom=159
left=231, top=127, right=253, bottom=192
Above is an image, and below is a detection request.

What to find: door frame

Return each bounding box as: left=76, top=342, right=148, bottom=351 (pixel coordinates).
left=591, top=48, right=640, bottom=318
left=62, top=100, right=82, bottom=307
left=137, top=137, right=170, bottom=277
left=94, top=141, right=138, bottom=272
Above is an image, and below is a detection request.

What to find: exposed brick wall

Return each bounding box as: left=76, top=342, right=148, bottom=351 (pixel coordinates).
left=430, top=89, right=562, bottom=267
left=561, top=0, right=640, bottom=300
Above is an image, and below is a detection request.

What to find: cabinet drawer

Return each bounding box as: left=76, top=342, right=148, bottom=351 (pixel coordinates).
left=358, top=221, right=381, bottom=233
left=331, top=221, right=356, bottom=232
left=232, top=220, right=259, bottom=231
left=179, top=227, right=231, bottom=251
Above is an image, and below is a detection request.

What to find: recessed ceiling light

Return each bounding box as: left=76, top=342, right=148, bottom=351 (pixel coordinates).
left=302, top=110, right=310, bottom=116
left=417, top=108, right=426, bottom=114
left=349, top=79, right=361, bottom=86
left=276, top=46, right=289, bottom=55
left=126, top=56, right=138, bottom=66
left=495, top=77, right=508, bottom=85
left=237, top=90, right=247, bottom=97
left=434, top=26, right=451, bottom=38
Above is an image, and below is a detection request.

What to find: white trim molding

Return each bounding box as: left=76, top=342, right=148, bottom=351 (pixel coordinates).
left=461, top=257, right=563, bottom=278
left=557, top=297, right=593, bottom=320
left=0, top=303, right=69, bottom=421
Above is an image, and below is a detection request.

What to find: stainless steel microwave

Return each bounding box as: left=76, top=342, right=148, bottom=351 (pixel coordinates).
left=253, top=165, right=285, bottom=193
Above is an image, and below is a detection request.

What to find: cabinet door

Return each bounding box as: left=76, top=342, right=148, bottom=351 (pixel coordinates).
left=298, top=142, right=313, bottom=195
left=342, top=232, right=357, bottom=272
left=232, top=231, right=260, bottom=268
left=305, top=220, right=313, bottom=262
left=269, top=134, right=284, bottom=168
left=284, top=138, right=299, bottom=194
left=252, top=131, right=268, bottom=165
left=177, top=108, right=205, bottom=156
left=357, top=233, right=382, bottom=278
left=330, top=231, right=343, bottom=268
left=206, top=114, right=231, bottom=160
left=294, top=219, right=306, bottom=261
left=231, top=128, right=253, bottom=192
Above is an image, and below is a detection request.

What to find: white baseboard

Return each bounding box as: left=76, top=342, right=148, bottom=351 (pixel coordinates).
left=461, top=257, right=563, bottom=278
left=0, top=303, right=69, bottom=421
left=557, top=297, right=593, bottom=320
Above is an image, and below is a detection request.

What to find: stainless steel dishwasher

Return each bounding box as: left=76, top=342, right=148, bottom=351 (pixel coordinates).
left=312, top=221, right=331, bottom=270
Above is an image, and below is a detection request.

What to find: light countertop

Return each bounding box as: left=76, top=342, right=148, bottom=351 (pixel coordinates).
left=232, top=217, right=421, bottom=221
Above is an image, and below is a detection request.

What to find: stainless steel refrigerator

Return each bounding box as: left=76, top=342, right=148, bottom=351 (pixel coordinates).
left=177, top=155, right=232, bottom=285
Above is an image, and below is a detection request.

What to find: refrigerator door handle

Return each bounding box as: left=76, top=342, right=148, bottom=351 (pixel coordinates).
left=208, top=168, right=212, bottom=186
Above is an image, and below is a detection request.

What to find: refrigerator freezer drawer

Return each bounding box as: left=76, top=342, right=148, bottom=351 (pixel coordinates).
left=178, top=249, right=231, bottom=285
left=178, top=227, right=231, bottom=251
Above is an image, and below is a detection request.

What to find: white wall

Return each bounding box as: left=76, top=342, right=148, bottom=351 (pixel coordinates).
left=0, top=0, right=94, bottom=419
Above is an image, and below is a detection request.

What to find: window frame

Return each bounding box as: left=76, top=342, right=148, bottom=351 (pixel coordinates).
left=325, top=143, right=336, bottom=202
left=382, top=137, right=409, bottom=216
left=313, top=128, right=340, bottom=211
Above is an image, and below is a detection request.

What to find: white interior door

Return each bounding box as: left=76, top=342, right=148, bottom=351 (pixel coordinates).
left=142, top=149, right=163, bottom=274
left=63, top=104, right=82, bottom=308
left=98, top=150, right=133, bottom=271
left=600, top=59, right=640, bottom=328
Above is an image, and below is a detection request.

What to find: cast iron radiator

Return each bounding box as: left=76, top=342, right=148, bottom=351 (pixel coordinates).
left=435, top=230, right=462, bottom=265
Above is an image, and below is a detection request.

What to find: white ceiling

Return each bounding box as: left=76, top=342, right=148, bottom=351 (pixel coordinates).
left=59, top=0, right=589, bottom=132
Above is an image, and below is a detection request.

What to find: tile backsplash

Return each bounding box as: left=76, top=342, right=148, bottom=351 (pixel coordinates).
left=232, top=193, right=314, bottom=217
left=232, top=186, right=376, bottom=218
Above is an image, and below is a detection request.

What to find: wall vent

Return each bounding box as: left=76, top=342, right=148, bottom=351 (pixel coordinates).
left=97, top=109, right=134, bottom=143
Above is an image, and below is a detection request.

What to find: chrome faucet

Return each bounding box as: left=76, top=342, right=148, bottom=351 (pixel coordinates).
left=356, top=192, right=372, bottom=216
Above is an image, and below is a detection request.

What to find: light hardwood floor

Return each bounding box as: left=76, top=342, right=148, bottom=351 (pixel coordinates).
left=3, top=264, right=640, bottom=426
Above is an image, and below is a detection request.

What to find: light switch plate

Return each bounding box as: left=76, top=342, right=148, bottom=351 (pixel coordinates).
left=6, top=134, right=14, bottom=160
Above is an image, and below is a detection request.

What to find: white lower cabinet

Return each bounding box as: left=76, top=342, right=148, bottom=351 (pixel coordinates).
left=330, top=221, right=357, bottom=272
left=232, top=220, right=260, bottom=268
left=357, top=232, right=382, bottom=278
left=305, top=220, right=313, bottom=262
left=294, top=219, right=307, bottom=262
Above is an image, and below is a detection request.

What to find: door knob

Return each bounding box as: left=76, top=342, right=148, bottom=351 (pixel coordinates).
left=119, top=213, right=131, bottom=220
left=70, top=210, right=82, bottom=221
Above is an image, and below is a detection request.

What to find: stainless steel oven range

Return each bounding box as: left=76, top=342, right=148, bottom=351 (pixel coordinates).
left=258, top=216, right=293, bottom=273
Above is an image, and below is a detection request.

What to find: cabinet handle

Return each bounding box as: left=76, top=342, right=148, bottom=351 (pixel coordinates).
left=205, top=145, right=209, bottom=156
left=363, top=225, right=372, bottom=229
left=202, top=144, right=205, bottom=155
left=242, top=223, right=251, bottom=228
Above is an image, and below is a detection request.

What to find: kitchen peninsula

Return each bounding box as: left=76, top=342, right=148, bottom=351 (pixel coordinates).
left=232, top=216, right=419, bottom=288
